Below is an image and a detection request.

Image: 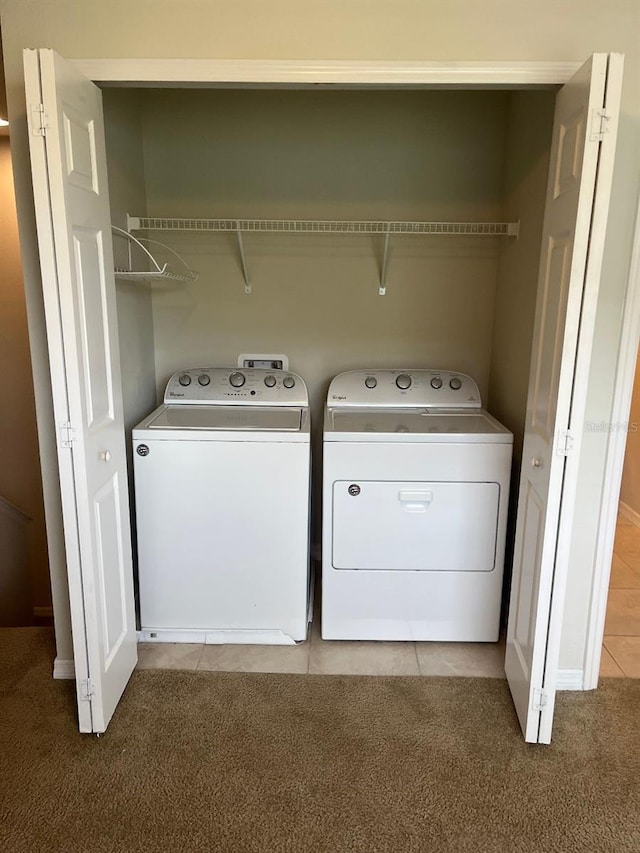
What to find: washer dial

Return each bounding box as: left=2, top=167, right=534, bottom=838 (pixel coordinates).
left=198, top=373, right=211, bottom=386
left=395, top=373, right=412, bottom=390
left=229, top=371, right=246, bottom=388
left=178, top=373, right=191, bottom=387
left=283, top=375, right=296, bottom=389
left=449, top=376, right=462, bottom=390
left=364, top=376, right=377, bottom=389
left=430, top=376, right=443, bottom=389
left=264, top=375, right=277, bottom=388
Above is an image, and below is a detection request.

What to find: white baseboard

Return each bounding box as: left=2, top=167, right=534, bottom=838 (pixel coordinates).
left=556, top=668, right=585, bottom=691
left=53, top=658, right=75, bottom=680
left=618, top=500, right=640, bottom=527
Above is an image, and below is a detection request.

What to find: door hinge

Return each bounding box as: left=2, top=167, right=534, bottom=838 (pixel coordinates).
left=59, top=422, right=77, bottom=448
left=590, top=108, right=610, bottom=142
left=30, top=103, right=48, bottom=137
left=557, top=429, right=575, bottom=457
left=79, top=678, right=95, bottom=701
left=532, top=688, right=548, bottom=712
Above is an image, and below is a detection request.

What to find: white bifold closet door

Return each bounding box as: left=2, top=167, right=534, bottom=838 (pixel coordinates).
left=23, top=48, right=622, bottom=740
left=24, top=48, right=137, bottom=734
left=505, top=53, right=623, bottom=744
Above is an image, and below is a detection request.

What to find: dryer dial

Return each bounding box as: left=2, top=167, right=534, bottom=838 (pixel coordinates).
left=229, top=371, right=246, bottom=388
left=396, top=373, right=412, bottom=390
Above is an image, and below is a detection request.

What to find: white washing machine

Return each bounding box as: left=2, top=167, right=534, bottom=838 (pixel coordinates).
left=133, top=367, right=311, bottom=645
left=322, top=369, right=513, bottom=642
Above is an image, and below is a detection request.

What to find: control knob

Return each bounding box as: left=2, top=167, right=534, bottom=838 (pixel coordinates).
left=364, top=376, right=377, bottom=389
left=283, top=375, right=296, bottom=389
left=264, top=375, right=277, bottom=388
left=198, top=374, right=210, bottom=386
left=395, top=373, right=412, bottom=390
left=178, top=373, right=191, bottom=387
left=430, top=376, right=443, bottom=389
left=229, top=372, right=246, bottom=388
left=449, top=376, right=462, bottom=390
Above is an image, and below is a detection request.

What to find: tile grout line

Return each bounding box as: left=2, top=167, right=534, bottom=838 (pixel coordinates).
left=413, top=641, right=423, bottom=677
left=305, top=623, right=313, bottom=674
left=194, top=643, right=205, bottom=671
left=614, top=553, right=640, bottom=576
left=603, top=642, right=630, bottom=677
left=604, top=635, right=640, bottom=677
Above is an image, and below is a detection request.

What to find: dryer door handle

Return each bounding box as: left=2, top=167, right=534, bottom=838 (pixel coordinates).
left=399, top=490, right=433, bottom=512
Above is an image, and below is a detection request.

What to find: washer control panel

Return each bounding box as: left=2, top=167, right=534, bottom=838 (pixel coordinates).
left=164, top=368, right=308, bottom=406
left=328, top=369, right=481, bottom=408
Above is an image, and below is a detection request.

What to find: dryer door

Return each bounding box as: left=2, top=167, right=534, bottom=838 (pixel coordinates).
left=332, top=480, right=499, bottom=571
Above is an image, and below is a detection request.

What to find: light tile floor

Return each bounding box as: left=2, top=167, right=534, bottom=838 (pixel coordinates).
left=599, top=515, right=640, bottom=678
left=137, top=586, right=506, bottom=677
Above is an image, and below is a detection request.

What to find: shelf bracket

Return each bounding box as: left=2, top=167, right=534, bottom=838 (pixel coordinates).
left=236, top=223, right=251, bottom=294
left=379, top=230, right=391, bottom=296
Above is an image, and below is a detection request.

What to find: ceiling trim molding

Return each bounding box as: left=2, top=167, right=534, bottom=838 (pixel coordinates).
left=72, top=58, right=580, bottom=87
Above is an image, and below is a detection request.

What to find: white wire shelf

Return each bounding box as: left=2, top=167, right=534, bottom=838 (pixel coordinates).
left=112, top=225, right=198, bottom=284
left=127, top=216, right=519, bottom=237
left=114, top=268, right=197, bottom=283
left=124, top=215, right=518, bottom=295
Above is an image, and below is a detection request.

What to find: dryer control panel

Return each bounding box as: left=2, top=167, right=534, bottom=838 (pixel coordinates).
left=164, top=368, right=309, bottom=406
left=327, top=370, right=481, bottom=408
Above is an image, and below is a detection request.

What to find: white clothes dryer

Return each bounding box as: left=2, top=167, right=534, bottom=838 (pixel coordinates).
left=133, top=367, right=311, bottom=645
left=322, top=369, right=513, bottom=642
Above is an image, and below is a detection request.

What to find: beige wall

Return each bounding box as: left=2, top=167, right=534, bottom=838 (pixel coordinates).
left=103, top=89, right=157, bottom=435
left=488, top=91, right=556, bottom=465
left=619, top=352, right=640, bottom=514
left=1, top=0, right=639, bottom=674
left=140, top=89, right=509, bottom=409
left=0, top=135, right=50, bottom=620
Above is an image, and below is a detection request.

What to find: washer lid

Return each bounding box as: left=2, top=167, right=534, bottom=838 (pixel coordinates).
left=145, top=405, right=304, bottom=431
left=325, top=408, right=513, bottom=443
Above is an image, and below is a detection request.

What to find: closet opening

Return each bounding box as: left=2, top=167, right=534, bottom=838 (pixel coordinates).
left=101, top=83, right=557, bottom=664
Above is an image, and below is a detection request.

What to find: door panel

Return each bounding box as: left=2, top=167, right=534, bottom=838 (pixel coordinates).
left=94, top=472, right=128, bottom=662
left=63, top=108, right=99, bottom=191
left=554, top=107, right=586, bottom=198
left=505, top=53, right=623, bottom=743
left=512, top=483, right=544, bottom=660
left=24, top=48, right=137, bottom=733
left=332, top=480, right=500, bottom=571
left=531, top=235, right=572, bottom=437
left=73, top=227, right=114, bottom=426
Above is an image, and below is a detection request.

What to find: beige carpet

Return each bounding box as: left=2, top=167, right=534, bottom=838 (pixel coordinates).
left=1, top=628, right=639, bottom=853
